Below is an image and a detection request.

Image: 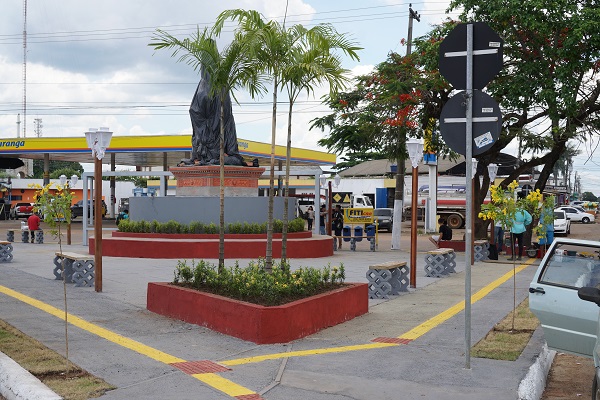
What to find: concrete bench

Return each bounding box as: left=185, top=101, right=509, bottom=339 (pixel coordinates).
left=19, top=229, right=44, bottom=244
left=424, top=248, right=456, bottom=277
left=474, top=240, right=489, bottom=262
left=53, top=252, right=94, bottom=287
left=367, top=261, right=409, bottom=299
left=0, top=241, right=13, bottom=262
left=6, top=229, right=15, bottom=242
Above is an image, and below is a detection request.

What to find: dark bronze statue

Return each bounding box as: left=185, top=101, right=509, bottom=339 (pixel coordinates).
left=179, top=70, right=257, bottom=167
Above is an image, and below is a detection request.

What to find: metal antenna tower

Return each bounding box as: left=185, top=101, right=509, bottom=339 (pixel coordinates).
left=22, top=0, right=27, bottom=137
left=33, top=118, right=42, bottom=137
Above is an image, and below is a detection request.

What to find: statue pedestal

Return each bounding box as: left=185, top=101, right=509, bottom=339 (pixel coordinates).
left=170, top=165, right=265, bottom=197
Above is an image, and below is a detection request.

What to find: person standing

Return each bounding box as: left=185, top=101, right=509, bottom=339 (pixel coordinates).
left=494, top=220, right=505, bottom=253
left=508, top=208, right=532, bottom=261
left=332, top=204, right=344, bottom=249
left=306, top=206, right=315, bottom=231
left=319, top=205, right=327, bottom=235
left=27, top=213, right=41, bottom=243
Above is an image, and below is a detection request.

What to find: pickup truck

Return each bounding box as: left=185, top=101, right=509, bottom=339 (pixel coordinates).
left=10, top=202, right=34, bottom=220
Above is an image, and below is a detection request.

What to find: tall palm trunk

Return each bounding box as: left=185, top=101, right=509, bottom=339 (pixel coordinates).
left=218, top=89, right=226, bottom=272
left=281, top=99, right=294, bottom=262
left=266, top=77, right=278, bottom=272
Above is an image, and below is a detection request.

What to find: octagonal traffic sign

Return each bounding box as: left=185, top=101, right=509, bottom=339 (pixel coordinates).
left=439, top=90, right=502, bottom=156
left=439, top=22, right=504, bottom=90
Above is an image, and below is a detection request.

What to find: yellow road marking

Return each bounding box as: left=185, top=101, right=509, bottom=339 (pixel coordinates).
left=221, top=342, right=397, bottom=366
left=0, top=285, right=256, bottom=398
left=0, top=259, right=534, bottom=396
left=193, top=373, right=256, bottom=397
left=223, top=260, right=534, bottom=365
left=400, top=260, right=533, bottom=340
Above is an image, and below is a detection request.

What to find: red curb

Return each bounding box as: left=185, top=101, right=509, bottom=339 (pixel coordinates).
left=371, top=337, right=413, bottom=345
left=170, top=360, right=231, bottom=374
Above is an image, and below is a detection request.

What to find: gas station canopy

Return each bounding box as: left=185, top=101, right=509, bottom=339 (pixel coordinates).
left=0, top=135, right=336, bottom=168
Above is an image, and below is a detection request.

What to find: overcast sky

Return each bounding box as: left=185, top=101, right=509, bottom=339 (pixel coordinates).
left=0, top=1, right=597, bottom=193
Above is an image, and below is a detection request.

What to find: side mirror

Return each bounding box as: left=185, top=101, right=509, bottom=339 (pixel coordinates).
left=578, top=286, right=600, bottom=306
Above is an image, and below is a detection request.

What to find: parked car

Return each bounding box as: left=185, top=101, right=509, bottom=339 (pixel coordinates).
left=70, top=200, right=107, bottom=219
left=555, top=206, right=595, bottom=224
left=9, top=202, right=34, bottom=220
left=529, top=238, right=600, bottom=399
left=553, top=210, right=571, bottom=235
left=373, top=208, right=393, bottom=232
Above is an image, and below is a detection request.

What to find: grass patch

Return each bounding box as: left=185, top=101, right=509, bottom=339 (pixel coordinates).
left=471, top=298, right=540, bottom=361
left=0, top=320, right=114, bottom=399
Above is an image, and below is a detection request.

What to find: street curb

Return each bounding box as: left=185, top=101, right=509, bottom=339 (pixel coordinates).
left=517, top=343, right=556, bottom=400
left=0, top=351, right=62, bottom=400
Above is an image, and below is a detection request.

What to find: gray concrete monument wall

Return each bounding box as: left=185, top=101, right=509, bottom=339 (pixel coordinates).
left=129, top=196, right=297, bottom=225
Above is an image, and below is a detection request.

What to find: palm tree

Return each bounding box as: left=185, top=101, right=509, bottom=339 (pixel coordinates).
left=215, top=10, right=286, bottom=272
left=149, top=26, right=266, bottom=270
left=215, top=10, right=361, bottom=268
left=279, top=24, right=360, bottom=261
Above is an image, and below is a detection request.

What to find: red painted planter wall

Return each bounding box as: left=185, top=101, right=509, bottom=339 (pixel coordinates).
left=90, top=233, right=333, bottom=259
left=147, top=282, right=368, bottom=344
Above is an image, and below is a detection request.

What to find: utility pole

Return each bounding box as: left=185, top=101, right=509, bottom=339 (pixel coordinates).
left=391, top=4, right=420, bottom=250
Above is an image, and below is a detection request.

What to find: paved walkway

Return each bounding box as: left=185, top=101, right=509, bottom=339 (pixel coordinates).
left=0, top=222, right=546, bottom=399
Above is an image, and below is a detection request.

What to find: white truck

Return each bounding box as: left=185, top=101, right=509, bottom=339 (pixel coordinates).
left=331, top=192, right=373, bottom=209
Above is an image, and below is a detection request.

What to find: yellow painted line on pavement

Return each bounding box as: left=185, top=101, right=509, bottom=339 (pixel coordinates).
left=0, top=284, right=258, bottom=399
left=222, top=260, right=534, bottom=366
left=193, top=373, right=255, bottom=397
left=221, top=342, right=397, bottom=367
left=399, top=259, right=533, bottom=340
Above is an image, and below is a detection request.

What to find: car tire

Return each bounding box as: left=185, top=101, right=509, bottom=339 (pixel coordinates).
left=583, top=217, right=591, bottom=224
left=593, top=373, right=599, bottom=400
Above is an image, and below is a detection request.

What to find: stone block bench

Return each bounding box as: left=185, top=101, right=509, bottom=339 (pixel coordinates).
left=0, top=241, right=13, bottom=262
left=53, top=252, right=95, bottom=287
left=424, top=248, right=456, bottom=277
left=6, top=229, right=15, bottom=242
left=474, top=240, right=489, bottom=262
left=367, top=261, right=409, bottom=299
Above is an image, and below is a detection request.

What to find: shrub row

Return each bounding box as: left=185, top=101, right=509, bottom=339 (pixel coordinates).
left=173, top=259, right=345, bottom=306
left=117, top=218, right=305, bottom=234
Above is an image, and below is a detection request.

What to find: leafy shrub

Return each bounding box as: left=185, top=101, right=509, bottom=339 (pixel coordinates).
left=118, top=218, right=307, bottom=234
left=173, top=259, right=346, bottom=306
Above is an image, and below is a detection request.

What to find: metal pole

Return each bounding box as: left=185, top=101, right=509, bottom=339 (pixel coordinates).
left=465, top=23, right=474, bottom=370
left=410, top=165, right=418, bottom=288
left=94, top=157, right=103, bottom=292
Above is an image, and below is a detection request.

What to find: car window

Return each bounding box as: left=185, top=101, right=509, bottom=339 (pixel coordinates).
left=554, top=211, right=565, bottom=219
left=539, top=243, right=600, bottom=289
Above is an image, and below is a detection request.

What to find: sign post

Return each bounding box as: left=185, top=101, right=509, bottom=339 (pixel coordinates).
left=438, top=22, right=503, bottom=369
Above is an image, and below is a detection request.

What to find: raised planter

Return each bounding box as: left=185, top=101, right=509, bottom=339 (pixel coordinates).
left=147, top=282, right=368, bottom=344
left=438, top=240, right=466, bottom=252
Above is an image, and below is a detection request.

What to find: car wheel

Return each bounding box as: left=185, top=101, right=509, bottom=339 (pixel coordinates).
left=593, top=373, right=599, bottom=400
left=583, top=217, right=591, bottom=224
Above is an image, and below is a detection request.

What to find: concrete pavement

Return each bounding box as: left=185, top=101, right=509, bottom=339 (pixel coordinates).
left=0, top=222, right=550, bottom=399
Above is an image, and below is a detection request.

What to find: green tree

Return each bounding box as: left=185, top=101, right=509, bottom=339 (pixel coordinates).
left=581, top=192, right=598, bottom=201
left=150, top=22, right=266, bottom=270
left=31, top=160, right=84, bottom=179
left=213, top=10, right=287, bottom=271
left=278, top=25, right=360, bottom=261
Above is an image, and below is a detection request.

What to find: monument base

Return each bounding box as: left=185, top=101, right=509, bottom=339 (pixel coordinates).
left=170, top=165, right=265, bottom=197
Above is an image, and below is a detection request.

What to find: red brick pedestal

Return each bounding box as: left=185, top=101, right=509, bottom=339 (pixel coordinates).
left=170, top=165, right=265, bottom=197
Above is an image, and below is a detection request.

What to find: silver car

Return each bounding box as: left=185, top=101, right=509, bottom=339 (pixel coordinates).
left=529, top=238, right=600, bottom=398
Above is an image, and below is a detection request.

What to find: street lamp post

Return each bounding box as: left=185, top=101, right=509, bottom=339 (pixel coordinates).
left=59, top=174, right=78, bottom=245
left=85, top=127, right=113, bottom=293
left=407, top=140, right=424, bottom=288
